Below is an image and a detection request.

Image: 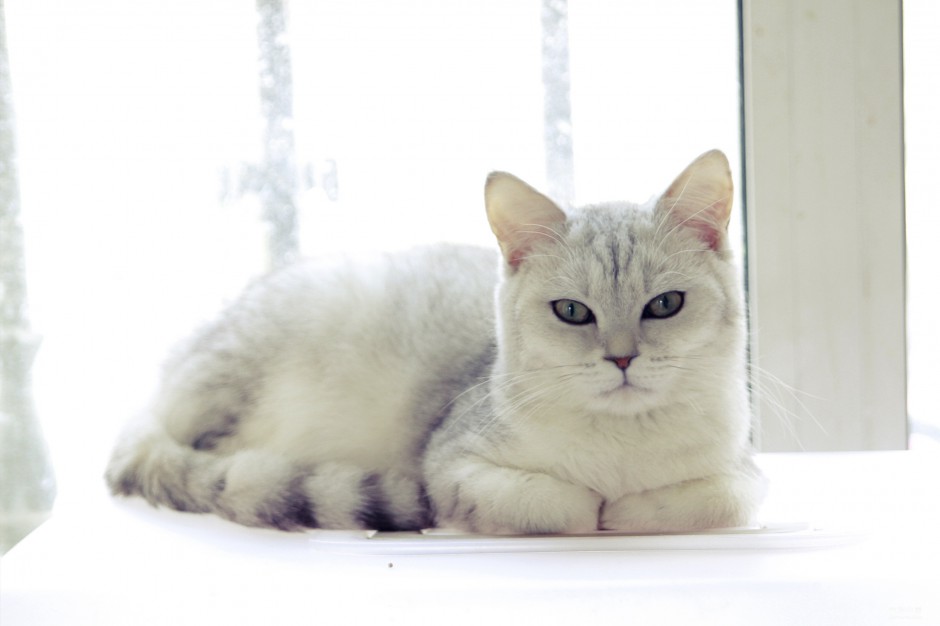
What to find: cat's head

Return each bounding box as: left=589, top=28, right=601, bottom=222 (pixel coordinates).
left=485, top=150, right=745, bottom=419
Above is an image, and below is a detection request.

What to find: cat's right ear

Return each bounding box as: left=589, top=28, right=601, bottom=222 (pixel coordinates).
left=485, top=172, right=567, bottom=269
left=657, top=150, right=734, bottom=251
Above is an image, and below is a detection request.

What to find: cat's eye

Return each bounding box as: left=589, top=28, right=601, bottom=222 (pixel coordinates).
left=552, top=299, right=595, bottom=325
left=643, top=291, right=685, bottom=319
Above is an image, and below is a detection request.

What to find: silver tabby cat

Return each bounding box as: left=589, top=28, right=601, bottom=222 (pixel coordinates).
left=106, top=150, right=765, bottom=534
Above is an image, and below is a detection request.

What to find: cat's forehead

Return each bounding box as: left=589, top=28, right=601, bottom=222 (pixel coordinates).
left=548, top=201, right=709, bottom=298
left=565, top=200, right=653, bottom=239
left=563, top=200, right=706, bottom=261
left=563, top=201, right=660, bottom=267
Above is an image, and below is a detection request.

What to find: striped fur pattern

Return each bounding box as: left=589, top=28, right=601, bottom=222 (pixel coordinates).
left=106, top=150, right=766, bottom=534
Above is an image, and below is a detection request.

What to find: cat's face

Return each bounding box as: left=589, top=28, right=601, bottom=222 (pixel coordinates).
left=497, top=200, right=743, bottom=417
left=486, top=150, right=744, bottom=418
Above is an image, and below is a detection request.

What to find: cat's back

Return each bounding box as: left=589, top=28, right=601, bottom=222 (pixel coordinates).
left=262, top=243, right=499, bottom=348
left=178, top=243, right=501, bottom=468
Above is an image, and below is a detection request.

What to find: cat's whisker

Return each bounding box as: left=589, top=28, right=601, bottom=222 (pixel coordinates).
left=657, top=270, right=692, bottom=282
left=746, top=364, right=830, bottom=450
left=651, top=189, right=728, bottom=260
left=518, top=222, right=569, bottom=246
left=502, top=374, right=586, bottom=431
left=480, top=363, right=586, bottom=381
left=439, top=364, right=591, bottom=440
left=651, top=174, right=695, bottom=242
left=751, top=387, right=809, bottom=451
left=485, top=365, right=586, bottom=405
left=548, top=274, right=583, bottom=294
left=664, top=248, right=709, bottom=262
left=683, top=396, right=705, bottom=418
left=515, top=224, right=571, bottom=253
left=671, top=199, right=726, bottom=243
left=519, top=253, right=570, bottom=264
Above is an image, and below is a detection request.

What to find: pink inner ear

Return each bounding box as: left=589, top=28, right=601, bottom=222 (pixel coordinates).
left=659, top=150, right=734, bottom=252
left=501, top=228, right=551, bottom=269
left=663, top=193, right=731, bottom=252
left=486, top=172, right=567, bottom=271
left=689, top=217, right=723, bottom=250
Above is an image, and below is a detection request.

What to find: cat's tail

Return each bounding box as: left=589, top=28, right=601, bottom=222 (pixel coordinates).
left=104, top=424, right=431, bottom=531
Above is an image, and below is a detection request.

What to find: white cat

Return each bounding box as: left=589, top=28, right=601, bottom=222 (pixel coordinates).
left=106, top=150, right=765, bottom=534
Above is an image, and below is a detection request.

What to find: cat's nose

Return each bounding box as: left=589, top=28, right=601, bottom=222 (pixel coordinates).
left=605, top=355, right=634, bottom=371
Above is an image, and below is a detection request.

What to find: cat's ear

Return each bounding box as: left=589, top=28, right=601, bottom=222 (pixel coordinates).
left=485, top=172, right=567, bottom=269
left=657, top=150, right=734, bottom=250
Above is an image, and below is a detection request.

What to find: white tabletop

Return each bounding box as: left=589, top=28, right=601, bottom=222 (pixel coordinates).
left=2, top=451, right=939, bottom=625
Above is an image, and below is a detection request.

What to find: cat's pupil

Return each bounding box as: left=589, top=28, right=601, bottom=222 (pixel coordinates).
left=643, top=291, right=685, bottom=319
left=552, top=299, right=594, bottom=325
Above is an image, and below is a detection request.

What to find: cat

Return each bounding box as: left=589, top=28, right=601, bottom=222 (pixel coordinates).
left=106, top=149, right=766, bottom=534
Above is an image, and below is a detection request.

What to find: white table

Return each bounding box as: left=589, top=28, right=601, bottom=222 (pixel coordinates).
left=2, top=452, right=938, bottom=625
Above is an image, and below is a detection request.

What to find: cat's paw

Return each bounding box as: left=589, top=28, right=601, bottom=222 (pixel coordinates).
left=431, top=458, right=602, bottom=535
left=472, top=473, right=602, bottom=535
left=600, top=472, right=766, bottom=533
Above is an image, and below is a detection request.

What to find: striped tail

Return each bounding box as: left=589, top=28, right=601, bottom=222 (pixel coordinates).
left=105, top=426, right=431, bottom=531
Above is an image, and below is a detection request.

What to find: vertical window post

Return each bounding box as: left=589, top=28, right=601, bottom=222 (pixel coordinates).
left=741, top=0, right=907, bottom=450
left=0, top=2, right=56, bottom=552
left=256, top=0, right=299, bottom=268
left=541, top=0, right=575, bottom=207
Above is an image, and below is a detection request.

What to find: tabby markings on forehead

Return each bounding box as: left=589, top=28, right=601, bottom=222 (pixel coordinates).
left=591, top=230, right=635, bottom=286
left=610, top=239, right=621, bottom=282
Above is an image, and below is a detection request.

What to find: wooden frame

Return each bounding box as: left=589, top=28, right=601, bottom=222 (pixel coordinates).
left=741, top=0, right=907, bottom=450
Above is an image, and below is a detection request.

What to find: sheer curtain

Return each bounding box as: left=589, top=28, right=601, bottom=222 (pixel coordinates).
left=0, top=0, right=740, bottom=552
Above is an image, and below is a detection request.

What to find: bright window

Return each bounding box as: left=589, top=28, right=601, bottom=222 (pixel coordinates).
left=1, top=0, right=740, bottom=533
left=9, top=0, right=931, bottom=553
left=904, top=0, right=940, bottom=449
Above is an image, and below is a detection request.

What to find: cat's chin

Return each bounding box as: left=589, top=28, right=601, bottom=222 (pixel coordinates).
left=589, top=384, right=660, bottom=416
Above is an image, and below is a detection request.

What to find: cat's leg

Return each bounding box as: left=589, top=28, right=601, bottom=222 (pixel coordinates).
left=428, top=454, right=603, bottom=534
left=599, top=463, right=767, bottom=532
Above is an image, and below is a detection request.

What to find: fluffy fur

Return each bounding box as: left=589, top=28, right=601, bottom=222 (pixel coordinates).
left=106, top=150, right=765, bottom=534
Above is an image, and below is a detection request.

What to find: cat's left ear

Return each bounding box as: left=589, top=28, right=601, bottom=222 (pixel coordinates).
left=485, top=172, right=567, bottom=269
left=657, top=150, right=734, bottom=251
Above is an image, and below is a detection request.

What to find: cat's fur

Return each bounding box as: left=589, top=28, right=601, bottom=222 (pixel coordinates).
left=106, top=150, right=766, bottom=534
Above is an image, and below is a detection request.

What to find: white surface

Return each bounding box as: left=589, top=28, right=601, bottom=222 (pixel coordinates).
left=2, top=452, right=939, bottom=625
left=309, top=522, right=857, bottom=555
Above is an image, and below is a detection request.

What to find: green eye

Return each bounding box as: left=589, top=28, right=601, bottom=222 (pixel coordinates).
left=552, top=299, right=594, bottom=325
left=643, top=291, right=685, bottom=319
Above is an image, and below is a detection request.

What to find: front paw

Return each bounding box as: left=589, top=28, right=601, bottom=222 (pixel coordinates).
left=601, top=472, right=765, bottom=533
left=432, top=459, right=602, bottom=535
left=476, top=473, right=602, bottom=535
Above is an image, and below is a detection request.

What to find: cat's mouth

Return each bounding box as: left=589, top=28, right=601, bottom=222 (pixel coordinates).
left=602, top=379, right=649, bottom=398
left=591, top=381, right=656, bottom=415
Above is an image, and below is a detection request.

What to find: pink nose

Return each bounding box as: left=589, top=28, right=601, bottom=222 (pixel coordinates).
left=606, top=355, right=633, bottom=370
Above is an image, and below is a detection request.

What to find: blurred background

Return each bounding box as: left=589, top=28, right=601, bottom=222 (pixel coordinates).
left=0, top=0, right=935, bottom=552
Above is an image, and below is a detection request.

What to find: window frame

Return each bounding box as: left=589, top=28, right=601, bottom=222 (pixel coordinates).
left=740, top=0, right=907, bottom=451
